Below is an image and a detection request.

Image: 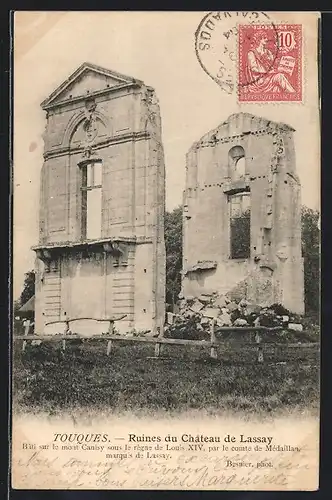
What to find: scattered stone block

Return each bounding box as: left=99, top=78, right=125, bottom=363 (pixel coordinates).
left=201, top=307, right=220, bottom=319
left=214, top=295, right=227, bottom=308
left=217, top=313, right=232, bottom=326
left=233, top=318, right=248, bottom=326
left=198, top=294, right=213, bottom=304
left=166, top=312, right=175, bottom=325
left=226, top=302, right=238, bottom=312
left=288, top=323, right=303, bottom=332
left=200, top=317, right=210, bottom=325
left=189, top=299, right=204, bottom=313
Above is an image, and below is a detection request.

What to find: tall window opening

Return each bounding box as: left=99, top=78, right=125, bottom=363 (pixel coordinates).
left=228, top=145, right=246, bottom=180
left=81, top=161, right=102, bottom=240
left=229, top=192, right=251, bottom=259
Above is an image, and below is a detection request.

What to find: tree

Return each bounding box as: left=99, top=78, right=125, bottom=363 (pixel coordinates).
left=230, top=208, right=251, bottom=259
left=18, top=270, right=35, bottom=308
left=301, top=206, right=320, bottom=317
left=164, top=206, right=183, bottom=308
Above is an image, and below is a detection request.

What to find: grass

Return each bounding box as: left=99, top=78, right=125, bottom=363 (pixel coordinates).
left=12, top=337, right=320, bottom=418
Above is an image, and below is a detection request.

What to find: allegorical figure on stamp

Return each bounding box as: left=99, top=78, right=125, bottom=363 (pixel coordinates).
left=244, top=31, right=296, bottom=93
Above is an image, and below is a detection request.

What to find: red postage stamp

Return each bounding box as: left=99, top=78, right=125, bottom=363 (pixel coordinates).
left=238, top=24, right=302, bottom=102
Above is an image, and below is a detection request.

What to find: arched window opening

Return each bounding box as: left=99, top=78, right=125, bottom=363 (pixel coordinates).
left=236, top=156, right=246, bottom=178
left=228, top=145, right=246, bottom=180
left=229, top=192, right=251, bottom=259
left=81, top=160, right=102, bottom=240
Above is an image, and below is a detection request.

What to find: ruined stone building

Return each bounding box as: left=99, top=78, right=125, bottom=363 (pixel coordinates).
left=33, top=63, right=165, bottom=334
left=182, top=113, right=304, bottom=314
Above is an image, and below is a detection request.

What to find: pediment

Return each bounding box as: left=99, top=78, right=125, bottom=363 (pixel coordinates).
left=41, top=62, right=143, bottom=109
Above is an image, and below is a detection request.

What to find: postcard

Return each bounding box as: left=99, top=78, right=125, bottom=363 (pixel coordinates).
left=12, top=11, right=320, bottom=490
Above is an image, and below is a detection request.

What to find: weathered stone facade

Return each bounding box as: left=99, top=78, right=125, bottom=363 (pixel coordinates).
left=33, top=63, right=166, bottom=334
left=182, top=113, right=304, bottom=314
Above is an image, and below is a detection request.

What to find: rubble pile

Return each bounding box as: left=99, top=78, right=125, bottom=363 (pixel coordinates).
left=165, top=292, right=304, bottom=338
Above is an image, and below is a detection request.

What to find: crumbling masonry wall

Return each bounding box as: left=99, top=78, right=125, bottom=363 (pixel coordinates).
left=182, top=113, right=304, bottom=314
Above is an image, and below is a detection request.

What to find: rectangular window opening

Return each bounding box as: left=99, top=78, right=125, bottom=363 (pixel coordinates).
left=81, top=161, right=102, bottom=240
left=230, top=192, right=251, bottom=260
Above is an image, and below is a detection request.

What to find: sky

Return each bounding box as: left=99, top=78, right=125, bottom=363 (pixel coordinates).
left=14, top=11, right=320, bottom=299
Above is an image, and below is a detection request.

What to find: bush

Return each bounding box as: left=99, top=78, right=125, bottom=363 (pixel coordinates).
left=164, top=315, right=209, bottom=340
left=301, top=207, right=320, bottom=318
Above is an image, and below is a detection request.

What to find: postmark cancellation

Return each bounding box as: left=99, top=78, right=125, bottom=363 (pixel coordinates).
left=195, top=12, right=303, bottom=103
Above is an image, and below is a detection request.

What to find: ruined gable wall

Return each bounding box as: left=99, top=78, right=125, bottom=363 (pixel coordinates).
left=182, top=114, right=304, bottom=314
left=35, top=77, right=166, bottom=334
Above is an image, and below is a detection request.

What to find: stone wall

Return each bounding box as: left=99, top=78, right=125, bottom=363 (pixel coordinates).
left=34, top=63, right=165, bottom=334
left=182, top=112, right=304, bottom=314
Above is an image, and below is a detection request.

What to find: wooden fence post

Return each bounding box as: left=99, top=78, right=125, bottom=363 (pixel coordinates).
left=153, top=324, right=164, bottom=358
left=106, top=340, right=113, bottom=356
left=255, top=332, right=263, bottom=363
left=106, top=320, right=114, bottom=356
left=154, top=342, right=161, bottom=357
left=22, top=339, right=27, bottom=352
left=64, top=319, right=70, bottom=335
left=210, top=319, right=217, bottom=359
left=22, top=319, right=31, bottom=352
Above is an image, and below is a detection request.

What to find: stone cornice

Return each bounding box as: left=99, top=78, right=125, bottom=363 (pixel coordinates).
left=32, top=235, right=153, bottom=255
left=42, top=82, right=142, bottom=112
left=193, top=127, right=292, bottom=150
left=188, top=113, right=295, bottom=152
left=43, top=130, right=150, bottom=160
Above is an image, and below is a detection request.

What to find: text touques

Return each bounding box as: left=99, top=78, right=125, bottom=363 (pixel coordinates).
left=52, top=433, right=273, bottom=446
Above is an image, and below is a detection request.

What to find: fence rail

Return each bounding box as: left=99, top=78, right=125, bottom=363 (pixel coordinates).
left=14, top=322, right=319, bottom=363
